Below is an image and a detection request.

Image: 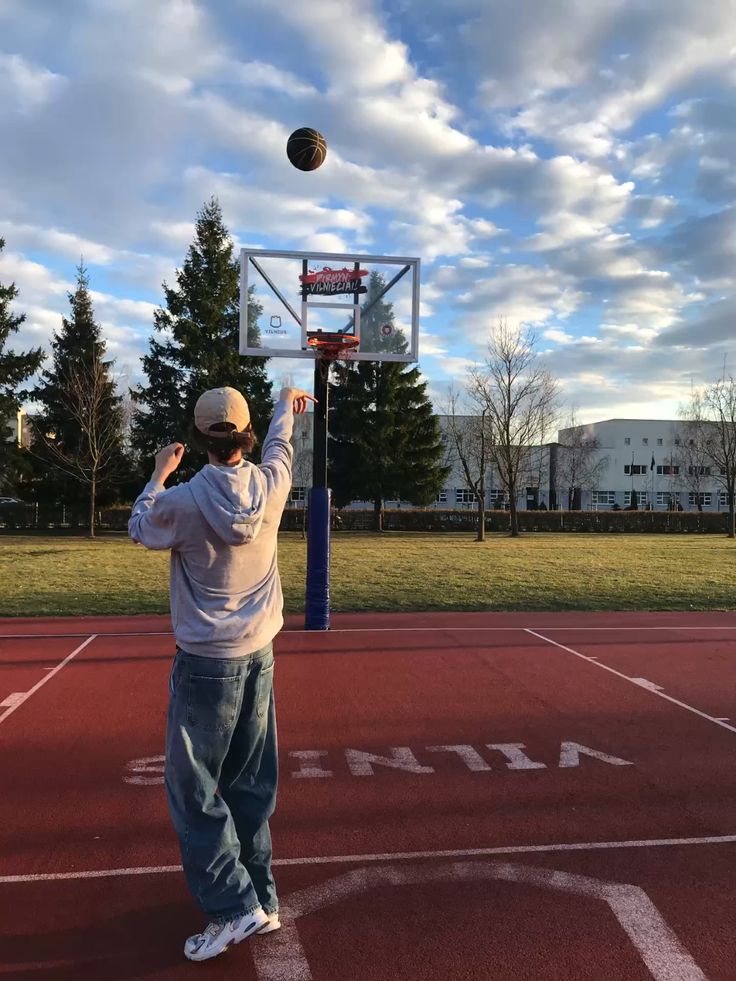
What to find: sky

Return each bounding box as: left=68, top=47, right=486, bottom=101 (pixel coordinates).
left=1, top=0, right=735, bottom=423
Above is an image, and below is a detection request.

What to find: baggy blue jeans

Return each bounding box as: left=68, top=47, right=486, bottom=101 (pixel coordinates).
left=165, top=644, right=278, bottom=924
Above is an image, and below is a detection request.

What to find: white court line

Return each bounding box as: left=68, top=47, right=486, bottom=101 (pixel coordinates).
left=1, top=625, right=736, bottom=640
left=0, top=631, right=171, bottom=639
left=3, top=834, right=736, bottom=884
left=255, top=863, right=706, bottom=981
left=0, top=634, right=97, bottom=727
left=526, top=628, right=736, bottom=736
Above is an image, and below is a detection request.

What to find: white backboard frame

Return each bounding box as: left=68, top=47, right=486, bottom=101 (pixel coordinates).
left=240, top=249, right=420, bottom=363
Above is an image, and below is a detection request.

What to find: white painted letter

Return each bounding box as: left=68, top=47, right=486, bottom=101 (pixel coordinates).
left=427, top=745, right=492, bottom=771
left=124, top=754, right=165, bottom=785
left=559, top=742, right=634, bottom=768
left=289, top=750, right=333, bottom=779
left=345, top=747, right=434, bottom=777
left=487, top=744, right=547, bottom=770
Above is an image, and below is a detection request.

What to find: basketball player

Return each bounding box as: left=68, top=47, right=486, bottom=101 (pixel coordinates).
left=129, top=385, right=314, bottom=961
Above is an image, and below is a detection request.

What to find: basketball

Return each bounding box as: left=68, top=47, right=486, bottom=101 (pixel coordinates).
left=287, top=128, right=327, bottom=171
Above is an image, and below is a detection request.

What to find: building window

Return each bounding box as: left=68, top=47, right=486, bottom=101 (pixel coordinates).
left=624, top=437, right=631, bottom=445
left=436, top=490, right=447, bottom=504
left=656, top=465, right=680, bottom=475
left=674, top=438, right=681, bottom=446
left=624, top=464, right=647, bottom=475
left=719, top=491, right=732, bottom=508
left=657, top=438, right=663, bottom=446
left=455, top=488, right=475, bottom=506
left=624, top=491, right=648, bottom=507
left=688, top=466, right=711, bottom=476
left=688, top=492, right=712, bottom=507
left=656, top=492, right=672, bottom=507
left=290, top=487, right=306, bottom=504
left=489, top=490, right=506, bottom=509
left=642, top=438, right=649, bottom=446
left=591, top=491, right=615, bottom=509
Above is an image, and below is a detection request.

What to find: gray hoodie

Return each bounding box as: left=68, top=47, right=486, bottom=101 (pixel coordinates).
left=128, top=398, right=294, bottom=657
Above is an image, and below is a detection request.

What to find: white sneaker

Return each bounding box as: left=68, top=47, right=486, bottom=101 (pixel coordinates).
left=257, top=912, right=281, bottom=934
left=184, top=908, right=269, bottom=961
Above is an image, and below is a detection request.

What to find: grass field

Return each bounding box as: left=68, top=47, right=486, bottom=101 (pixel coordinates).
left=0, top=532, right=735, bottom=617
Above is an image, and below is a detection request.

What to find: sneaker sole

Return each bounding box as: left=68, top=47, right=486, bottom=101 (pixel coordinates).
left=257, top=920, right=282, bottom=934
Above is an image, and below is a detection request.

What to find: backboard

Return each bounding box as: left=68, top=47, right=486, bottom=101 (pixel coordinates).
left=240, top=249, right=420, bottom=363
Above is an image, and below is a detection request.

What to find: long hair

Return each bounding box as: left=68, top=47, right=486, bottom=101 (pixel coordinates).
left=195, top=422, right=257, bottom=463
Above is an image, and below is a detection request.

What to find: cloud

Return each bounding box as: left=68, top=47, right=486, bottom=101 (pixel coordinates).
left=456, top=0, right=736, bottom=158
left=452, top=263, right=585, bottom=337
left=629, top=195, right=678, bottom=229
left=655, top=298, right=736, bottom=348
left=654, top=206, right=736, bottom=289
left=182, top=166, right=372, bottom=247
left=230, top=59, right=318, bottom=97
left=267, top=0, right=415, bottom=92
left=0, top=52, right=65, bottom=110
left=2, top=220, right=121, bottom=265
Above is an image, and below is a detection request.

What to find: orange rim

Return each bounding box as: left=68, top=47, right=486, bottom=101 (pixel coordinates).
left=306, top=332, right=360, bottom=358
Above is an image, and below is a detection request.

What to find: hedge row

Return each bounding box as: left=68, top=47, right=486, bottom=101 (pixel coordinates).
left=280, top=507, right=732, bottom=534
left=1, top=504, right=731, bottom=534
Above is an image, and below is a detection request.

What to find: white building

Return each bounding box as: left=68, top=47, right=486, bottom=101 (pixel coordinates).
left=556, top=418, right=730, bottom=512
left=288, top=414, right=730, bottom=513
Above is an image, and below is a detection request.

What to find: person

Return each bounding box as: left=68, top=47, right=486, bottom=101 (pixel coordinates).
left=128, top=385, right=314, bottom=962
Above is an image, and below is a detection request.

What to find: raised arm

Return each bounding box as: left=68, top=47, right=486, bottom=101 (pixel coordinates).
left=260, top=389, right=316, bottom=496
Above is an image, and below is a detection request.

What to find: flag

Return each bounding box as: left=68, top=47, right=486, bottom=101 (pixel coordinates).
left=650, top=454, right=655, bottom=471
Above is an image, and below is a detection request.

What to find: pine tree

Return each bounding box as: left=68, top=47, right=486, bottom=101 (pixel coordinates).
left=329, top=273, right=448, bottom=530
left=132, top=199, right=272, bottom=477
left=28, top=263, right=126, bottom=533
left=0, top=238, right=44, bottom=492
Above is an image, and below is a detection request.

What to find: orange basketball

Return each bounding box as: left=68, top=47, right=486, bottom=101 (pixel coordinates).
left=287, top=128, right=327, bottom=171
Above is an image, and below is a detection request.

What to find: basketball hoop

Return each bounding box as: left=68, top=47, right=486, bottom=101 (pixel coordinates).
left=307, top=331, right=359, bottom=383
left=307, top=331, right=359, bottom=359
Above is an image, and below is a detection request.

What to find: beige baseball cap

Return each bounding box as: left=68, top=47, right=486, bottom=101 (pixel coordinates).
left=194, top=387, right=250, bottom=437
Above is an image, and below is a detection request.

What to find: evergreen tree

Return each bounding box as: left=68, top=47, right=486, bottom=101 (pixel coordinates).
left=329, top=273, right=449, bottom=530
left=132, top=199, right=272, bottom=478
left=0, top=238, right=44, bottom=492
left=28, top=263, right=126, bottom=532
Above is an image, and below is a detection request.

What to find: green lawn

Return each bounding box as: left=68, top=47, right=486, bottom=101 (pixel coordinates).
left=0, top=532, right=734, bottom=617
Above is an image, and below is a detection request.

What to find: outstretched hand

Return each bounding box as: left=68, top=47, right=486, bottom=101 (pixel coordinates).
left=153, top=443, right=185, bottom=483
left=280, top=388, right=317, bottom=415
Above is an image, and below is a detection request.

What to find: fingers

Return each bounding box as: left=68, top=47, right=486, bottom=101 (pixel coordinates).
left=292, top=393, right=317, bottom=414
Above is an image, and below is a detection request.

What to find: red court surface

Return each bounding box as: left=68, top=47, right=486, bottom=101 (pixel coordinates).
left=1, top=611, right=735, bottom=979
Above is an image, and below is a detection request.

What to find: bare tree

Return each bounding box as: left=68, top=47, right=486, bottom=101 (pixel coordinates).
left=29, top=358, right=126, bottom=536
left=703, top=377, right=736, bottom=538
left=469, top=320, right=560, bottom=537
left=557, top=410, right=609, bottom=510
left=675, top=391, right=712, bottom=512
left=444, top=388, right=494, bottom=542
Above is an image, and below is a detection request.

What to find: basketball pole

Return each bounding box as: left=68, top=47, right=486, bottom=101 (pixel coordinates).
left=304, top=260, right=331, bottom=630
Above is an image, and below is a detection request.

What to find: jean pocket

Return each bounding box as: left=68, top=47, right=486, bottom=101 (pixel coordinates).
left=186, top=674, right=242, bottom=732
left=256, top=661, right=274, bottom=719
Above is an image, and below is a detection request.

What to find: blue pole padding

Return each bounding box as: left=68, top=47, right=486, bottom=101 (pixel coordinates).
left=305, top=487, right=331, bottom=630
